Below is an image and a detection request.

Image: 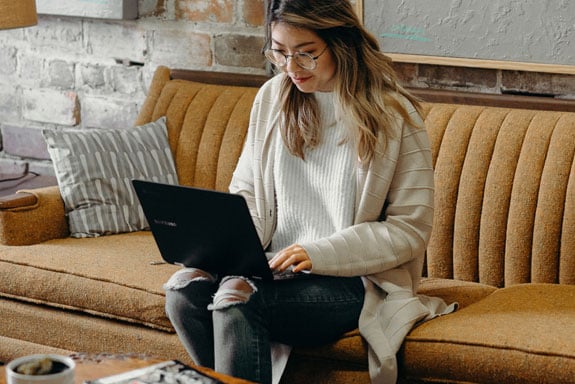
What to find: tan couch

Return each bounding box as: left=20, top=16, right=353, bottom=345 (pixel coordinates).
left=1, top=65, right=574, bottom=383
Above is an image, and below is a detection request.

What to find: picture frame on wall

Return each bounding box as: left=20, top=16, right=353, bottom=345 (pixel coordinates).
left=36, top=0, right=138, bottom=20
left=360, top=0, right=574, bottom=75
left=354, top=0, right=363, bottom=22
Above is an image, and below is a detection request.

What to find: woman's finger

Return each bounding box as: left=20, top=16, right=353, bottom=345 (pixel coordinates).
left=269, top=245, right=312, bottom=272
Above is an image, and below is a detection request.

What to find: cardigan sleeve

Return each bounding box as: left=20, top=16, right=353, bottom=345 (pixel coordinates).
left=302, top=103, right=434, bottom=277
left=229, top=92, right=265, bottom=242
left=229, top=75, right=282, bottom=247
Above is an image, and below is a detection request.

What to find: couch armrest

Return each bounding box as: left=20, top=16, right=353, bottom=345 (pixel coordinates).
left=0, top=186, right=69, bottom=245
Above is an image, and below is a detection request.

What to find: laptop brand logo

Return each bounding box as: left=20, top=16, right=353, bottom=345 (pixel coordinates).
left=153, top=219, right=177, bottom=227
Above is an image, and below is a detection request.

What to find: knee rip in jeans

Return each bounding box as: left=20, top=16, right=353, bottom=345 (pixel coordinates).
left=163, top=268, right=216, bottom=290
left=208, top=276, right=257, bottom=310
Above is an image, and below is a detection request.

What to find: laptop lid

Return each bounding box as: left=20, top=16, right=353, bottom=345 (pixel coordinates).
left=132, top=179, right=273, bottom=281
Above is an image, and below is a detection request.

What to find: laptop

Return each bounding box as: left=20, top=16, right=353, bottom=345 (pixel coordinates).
left=132, top=179, right=274, bottom=281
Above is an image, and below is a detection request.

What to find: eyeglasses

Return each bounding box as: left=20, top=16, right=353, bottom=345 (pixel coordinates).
left=264, top=45, right=328, bottom=71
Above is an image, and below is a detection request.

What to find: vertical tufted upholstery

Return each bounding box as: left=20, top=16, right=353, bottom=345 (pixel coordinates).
left=136, top=66, right=259, bottom=192
left=424, top=104, right=575, bottom=287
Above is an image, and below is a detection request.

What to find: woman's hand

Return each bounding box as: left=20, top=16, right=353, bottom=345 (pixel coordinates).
left=268, top=244, right=312, bottom=273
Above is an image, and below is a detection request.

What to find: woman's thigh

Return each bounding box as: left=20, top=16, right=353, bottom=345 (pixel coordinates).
left=257, top=275, right=364, bottom=347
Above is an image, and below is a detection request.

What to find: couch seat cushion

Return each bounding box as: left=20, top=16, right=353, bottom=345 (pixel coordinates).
left=400, top=283, right=575, bottom=383
left=0, top=232, right=179, bottom=331
left=417, top=277, right=497, bottom=309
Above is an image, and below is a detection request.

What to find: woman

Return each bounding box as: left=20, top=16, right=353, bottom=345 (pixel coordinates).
left=164, top=1, right=453, bottom=383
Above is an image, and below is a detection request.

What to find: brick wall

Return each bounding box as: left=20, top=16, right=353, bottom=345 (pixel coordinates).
left=0, top=0, right=573, bottom=175
left=393, top=63, right=575, bottom=99
left=0, top=0, right=267, bottom=175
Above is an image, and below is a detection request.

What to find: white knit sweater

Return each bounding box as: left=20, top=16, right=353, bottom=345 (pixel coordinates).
left=270, top=91, right=356, bottom=253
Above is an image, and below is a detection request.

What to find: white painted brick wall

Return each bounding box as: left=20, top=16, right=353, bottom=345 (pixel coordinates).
left=81, top=95, right=140, bottom=130
left=0, top=2, right=266, bottom=176
left=0, top=124, right=50, bottom=160
left=0, top=47, right=17, bottom=75
left=22, top=89, right=80, bottom=126
left=150, top=28, right=212, bottom=68
left=0, top=86, right=20, bottom=122
left=84, top=21, right=147, bottom=63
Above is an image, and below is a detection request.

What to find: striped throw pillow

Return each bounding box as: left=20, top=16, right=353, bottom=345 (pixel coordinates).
left=43, top=117, right=178, bottom=238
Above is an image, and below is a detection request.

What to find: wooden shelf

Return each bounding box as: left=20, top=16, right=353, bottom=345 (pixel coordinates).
left=388, top=53, right=575, bottom=75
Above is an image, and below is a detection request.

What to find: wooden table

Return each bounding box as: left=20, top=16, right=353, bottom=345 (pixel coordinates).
left=1, top=353, right=253, bottom=384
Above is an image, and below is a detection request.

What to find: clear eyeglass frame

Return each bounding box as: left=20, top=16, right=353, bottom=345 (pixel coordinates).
left=264, top=46, right=328, bottom=71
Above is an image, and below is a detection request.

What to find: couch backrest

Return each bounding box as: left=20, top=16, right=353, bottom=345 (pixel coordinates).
left=137, top=66, right=575, bottom=289
left=136, top=66, right=260, bottom=192
left=423, top=103, right=575, bottom=287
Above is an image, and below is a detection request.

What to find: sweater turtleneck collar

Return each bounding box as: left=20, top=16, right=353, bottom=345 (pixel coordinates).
left=314, top=91, right=338, bottom=129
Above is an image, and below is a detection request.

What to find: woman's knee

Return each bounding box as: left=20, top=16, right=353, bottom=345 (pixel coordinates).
left=163, top=268, right=216, bottom=291
left=210, top=276, right=257, bottom=310
left=164, top=268, right=217, bottom=316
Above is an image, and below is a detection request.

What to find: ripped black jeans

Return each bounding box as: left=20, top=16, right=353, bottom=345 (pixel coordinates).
left=164, top=269, right=364, bottom=384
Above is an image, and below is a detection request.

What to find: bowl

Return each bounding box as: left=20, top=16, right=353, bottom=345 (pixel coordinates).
left=5, top=354, right=75, bottom=384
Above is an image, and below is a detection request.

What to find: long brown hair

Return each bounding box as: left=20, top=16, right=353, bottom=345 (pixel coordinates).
left=265, top=0, right=422, bottom=163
